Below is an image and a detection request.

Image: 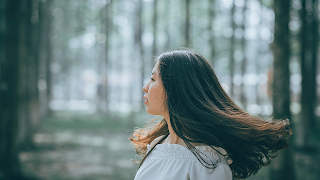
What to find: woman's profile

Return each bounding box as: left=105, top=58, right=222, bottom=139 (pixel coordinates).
left=130, top=49, right=291, bottom=180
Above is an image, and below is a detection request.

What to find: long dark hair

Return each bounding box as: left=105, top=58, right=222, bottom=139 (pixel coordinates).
left=130, top=49, right=291, bottom=179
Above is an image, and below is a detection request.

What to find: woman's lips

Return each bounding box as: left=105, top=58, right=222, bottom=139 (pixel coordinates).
left=144, top=100, right=148, bottom=104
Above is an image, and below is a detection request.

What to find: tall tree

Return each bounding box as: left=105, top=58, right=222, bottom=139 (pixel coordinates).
left=298, top=0, right=319, bottom=147
left=38, top=0, right=52, bottom=117
left=152, top=0, right=158, bottom=58
left=18, top=0, right=35, bottom=150
left=229, top=2, right=236, bottom=97
left=164, top=0, right=171, bottom=50
left=185, top=0, right=190, bottom=47
left=271, top=0, right=295, bottom=180
left=0, top=0, right=26, bottom=178
left=104, top=0, right=113, bottom=113
left=136, top=0, right=145, bottom=108
left=240, top=0, right=247, bottom=108
left=45, top=0, right=53, bottom=117
left=208, top=0, right=216, bottom=65
left=24, top=0, right=41, bottom=149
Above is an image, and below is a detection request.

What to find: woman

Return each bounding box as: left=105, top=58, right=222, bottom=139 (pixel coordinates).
left=131, top=49, right=291, bottom=180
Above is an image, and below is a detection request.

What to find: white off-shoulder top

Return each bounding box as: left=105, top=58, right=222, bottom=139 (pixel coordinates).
left=134, top=136, right=232, bottom=180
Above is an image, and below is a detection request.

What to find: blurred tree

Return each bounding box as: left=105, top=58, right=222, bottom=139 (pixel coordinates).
left=17, top=0, right=39, bottom=150
left=97, top=0, right=112, bottom=114
left=270, top=0, right=295, bottom=180
left=164, top=0, right=171, bottom=50
left=136, top=0, right=145, bottom=108
left=185, top=0, right=191, bottom=48
left=241, top=0, right=247, bottom=109
left=38, top=0, right=53, bottom=117
left=24, top=0, right=40, bottom=150
left=298, top=0, right=319, bottom=148
left=229, top=1, right=236, bottom=97
left=152, top=0, right=158, bottom=58
left=0, top=0, right=26, bottom=179
left=185, top=0, right=190, bottom=47
left=208, top=0, right=216, bottom=65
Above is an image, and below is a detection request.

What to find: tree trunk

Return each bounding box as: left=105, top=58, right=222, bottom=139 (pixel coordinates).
left=18, top=0, right=35, bottom=150
left=229, top=2, right=235, bottom=98
left=298, top=0, right=318, bottom=147
left=240, top=0, right=247, bottom=109
left=152, top=0, right=158, bottom=58
left=103, top=0, right=112, bottom=113
left=208, top=0, right=215, bottom=65
left=38, top=0, right=53, bottom=117
left=27, top=0, right=40, bottom=142
left=136, top=0, right=145, bottom=109
left=270, top=0, right=295, bottom=179
left=185, top=0, right=190, bottom=47
left=311, top=0, right=319, bottom=130
left=45, top=1, right=53, bottom=117
left=0, top=0, right=25, bottom=178
left=164, top=0, right=171, bottom=50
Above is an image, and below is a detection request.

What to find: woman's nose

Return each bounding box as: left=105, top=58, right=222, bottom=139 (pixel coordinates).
left=143, top=84, right=148, bottom=92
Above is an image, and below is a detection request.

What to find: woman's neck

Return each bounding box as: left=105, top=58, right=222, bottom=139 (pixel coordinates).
left=164, top=114, right=185, bottom=145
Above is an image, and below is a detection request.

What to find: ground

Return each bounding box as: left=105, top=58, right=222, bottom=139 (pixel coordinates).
left=20, top=111, right=320, bottom=180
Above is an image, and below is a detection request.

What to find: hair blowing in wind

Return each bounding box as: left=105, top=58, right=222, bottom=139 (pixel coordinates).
left=130, top=49, right=292, bottom=179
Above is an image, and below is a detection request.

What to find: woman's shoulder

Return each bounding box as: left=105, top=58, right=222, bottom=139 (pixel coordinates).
left=150, top=135, right=166, bottom=147
left=146, top=135, right=166, bottom=152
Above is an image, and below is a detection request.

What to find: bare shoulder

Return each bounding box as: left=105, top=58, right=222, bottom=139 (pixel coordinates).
left=150, top=135, right=166, bottom=147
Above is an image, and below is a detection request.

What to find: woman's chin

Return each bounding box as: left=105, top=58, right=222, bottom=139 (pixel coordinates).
left=146, top=108, right=158, bottom=115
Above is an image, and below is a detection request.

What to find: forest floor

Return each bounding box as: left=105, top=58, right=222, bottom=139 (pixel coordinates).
left=20, top=111, right=320, bottom=180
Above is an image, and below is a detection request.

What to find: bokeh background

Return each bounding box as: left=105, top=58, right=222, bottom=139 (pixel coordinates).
left=0, top=0, right=320, bottom=180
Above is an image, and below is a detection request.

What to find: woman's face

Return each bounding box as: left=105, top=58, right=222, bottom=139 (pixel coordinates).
left=143, top=62, right=167, bottom=116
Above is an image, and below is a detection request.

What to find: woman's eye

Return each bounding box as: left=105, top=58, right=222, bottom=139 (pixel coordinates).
left=151, top=78, right=155, bottom=81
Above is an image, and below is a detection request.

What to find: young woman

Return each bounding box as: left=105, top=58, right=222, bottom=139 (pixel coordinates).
left=131, top=49, right=291, bottom=180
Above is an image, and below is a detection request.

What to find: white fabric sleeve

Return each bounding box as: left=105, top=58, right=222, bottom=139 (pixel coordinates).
left=189, top=162, right=232, bottom=180
left=146, top=135, right=165, bottom=153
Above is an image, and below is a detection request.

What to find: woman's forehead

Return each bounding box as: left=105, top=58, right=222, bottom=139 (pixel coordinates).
left=152, top=62, right=160, bottom=75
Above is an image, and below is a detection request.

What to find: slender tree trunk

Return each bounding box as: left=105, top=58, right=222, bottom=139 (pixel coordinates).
left=18, top=0, right=34, bottom=150
left=45, top=1, right=53, bottom=117
left=0, top=0, right=6, bottom=176
left=185, top=0, right=190, bottom=47
left=104, top=0, right=112, bottom=113
left=229, top=2, right=235, bottom=97
left=256, top=0, right=263, bottom=106
left=208, top=0, right=215, bottom=65
left=298, top=0, right=318, bottom=147
left=311, top=0, right=319, bottom=130
left=152, top=0, right=158, bottom=58
left=38, top=0, right=49, bottom=117
left=270, top=0, right=295, bottom=179
left=240, top=0, right=247, bottom=109
left=165, top=0, right=171, bottom=50
left=136, top=0, right=145, bottom=108
left=25, top=0, right=40, bottom=150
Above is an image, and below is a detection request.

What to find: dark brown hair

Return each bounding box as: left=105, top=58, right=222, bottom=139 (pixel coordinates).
left=130, top=49, right=291, bottom=179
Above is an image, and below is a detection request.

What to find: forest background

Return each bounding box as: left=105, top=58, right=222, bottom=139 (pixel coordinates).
left=0, top=0, right=320, bottom=180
